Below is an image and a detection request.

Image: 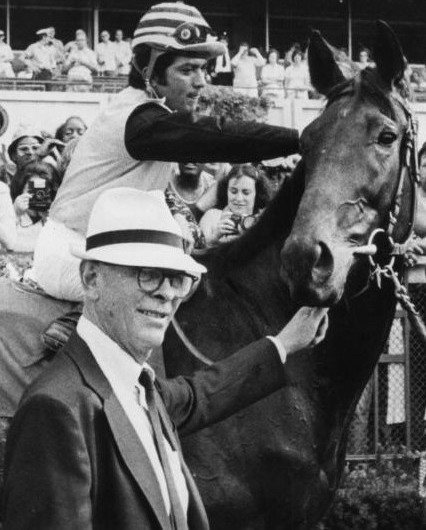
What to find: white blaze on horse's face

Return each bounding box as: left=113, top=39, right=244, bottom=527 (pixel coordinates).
left=280, top=23, right=409, bottom=306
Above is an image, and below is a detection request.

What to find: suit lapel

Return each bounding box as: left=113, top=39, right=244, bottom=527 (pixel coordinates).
left=64, top=333, right=172, bottom=530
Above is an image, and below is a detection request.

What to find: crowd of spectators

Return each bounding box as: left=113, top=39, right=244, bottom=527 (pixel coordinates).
left=0, top=27, right=425, bottom=101
left=0, top=26, right=132, bottom=87
left=0, top=110, right=299, bottom=283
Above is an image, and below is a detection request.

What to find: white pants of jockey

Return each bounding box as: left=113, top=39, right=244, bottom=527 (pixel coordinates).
left=33, top=219, right=84, bottom=302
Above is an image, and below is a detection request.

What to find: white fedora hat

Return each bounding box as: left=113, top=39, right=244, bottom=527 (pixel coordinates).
left=71, top=187, right=206, bottom=275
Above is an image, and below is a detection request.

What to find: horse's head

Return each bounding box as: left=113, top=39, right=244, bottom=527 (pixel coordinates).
left=281, top=21, right=416, bottom=306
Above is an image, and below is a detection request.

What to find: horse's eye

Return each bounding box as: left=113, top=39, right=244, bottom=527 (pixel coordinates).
left=378, top=131, right=397, bottom=145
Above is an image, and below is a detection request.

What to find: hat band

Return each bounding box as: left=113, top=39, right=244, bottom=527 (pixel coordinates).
left=86, top=229, right=183, bottom=251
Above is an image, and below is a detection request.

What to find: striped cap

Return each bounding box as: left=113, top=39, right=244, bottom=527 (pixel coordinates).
left=132, top=1, right=225, bottom=58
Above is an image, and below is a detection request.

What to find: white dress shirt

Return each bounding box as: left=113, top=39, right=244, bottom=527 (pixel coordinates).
left=77, top=315, right=189, bottom=517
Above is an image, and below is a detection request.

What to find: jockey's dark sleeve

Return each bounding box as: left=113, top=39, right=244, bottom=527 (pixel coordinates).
left=124, top=103, right=299, bottom=163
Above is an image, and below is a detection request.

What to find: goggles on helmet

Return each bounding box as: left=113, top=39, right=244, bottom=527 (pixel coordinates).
left=172, top=23, right=216, bottom=47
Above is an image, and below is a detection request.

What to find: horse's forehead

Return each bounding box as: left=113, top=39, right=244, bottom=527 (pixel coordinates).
left=304, top=94, right=398, bottom=142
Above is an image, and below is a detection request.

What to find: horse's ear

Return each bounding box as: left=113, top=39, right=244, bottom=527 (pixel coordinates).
left=374, top=20, right=406, bottom=88
left=308, top=29, right=346, bottom=95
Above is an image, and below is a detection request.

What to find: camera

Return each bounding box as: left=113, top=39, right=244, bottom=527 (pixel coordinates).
left=230, top=213, right=258, bottom=234
left=230, top=214, right=242, bottom=234
left=28, top=177, right=52, bottom=212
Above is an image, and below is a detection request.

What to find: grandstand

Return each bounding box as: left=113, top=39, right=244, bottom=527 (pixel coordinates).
left=0, top=0, right=425, bottom=62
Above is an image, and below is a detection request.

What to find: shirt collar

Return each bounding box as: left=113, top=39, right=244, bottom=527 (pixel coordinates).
left=77, top=315, right=155, bottom=398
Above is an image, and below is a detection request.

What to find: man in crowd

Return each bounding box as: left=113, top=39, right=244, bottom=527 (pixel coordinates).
left=114, top=28, right=132, bottom=76
left=0, top=30, right=15, bottom=78
left=169, top=162, right=215, bottom=219
left=64, top=28, right=87, bottom=55
left=64, top=31, right=98, bottom=90
left=47, top=26, right=64, bottom=73
left=33, top=1, right=300, bottom=302
left=210, top=32, right=232, bottom=86
left=2, top=187, right=328, bottom=529
left=96, top=30, right=117, bottom=76
left=24, top=28, right=57, bottom=80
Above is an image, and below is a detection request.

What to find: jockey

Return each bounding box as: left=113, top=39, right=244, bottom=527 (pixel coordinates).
left=33, top=1, right=300, bottom=302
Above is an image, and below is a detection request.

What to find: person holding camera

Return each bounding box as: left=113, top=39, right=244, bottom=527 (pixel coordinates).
left=199, top=164, right=270, bottom=247
left=231, top=42, right=265, bottom=97
left=11, top=161, right=56, bottom=253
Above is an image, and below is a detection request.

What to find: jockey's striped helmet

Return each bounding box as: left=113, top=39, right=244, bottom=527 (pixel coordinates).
left=132, top=1, right=225, bottom=59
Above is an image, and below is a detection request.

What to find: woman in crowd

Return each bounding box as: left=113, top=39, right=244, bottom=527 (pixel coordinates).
left=200, top=164, right=270, bottom=247
left=284, top=47, right=311, bottom=99
left=55, top=116, right=87, bottom=144
left=261, top=48, right=285, bottom=102
left=11, top=160, right=57, bottom=254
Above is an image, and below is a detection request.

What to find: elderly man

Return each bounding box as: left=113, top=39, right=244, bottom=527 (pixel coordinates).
left=3, top=188, right=328, bottom=530
left=33, top=1, right=300, bottom=303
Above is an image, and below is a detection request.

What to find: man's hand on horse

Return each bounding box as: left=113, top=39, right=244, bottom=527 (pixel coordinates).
left=277, top=307, right=329, bottom=355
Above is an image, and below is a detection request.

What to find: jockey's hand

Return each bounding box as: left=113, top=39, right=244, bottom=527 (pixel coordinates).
left=277, top=307, right=329, bottom=355
left=14, top=193, right=31, bottom=216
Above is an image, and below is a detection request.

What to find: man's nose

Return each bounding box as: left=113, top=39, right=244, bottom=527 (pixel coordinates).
left=154, top=277, right=178, bottom=301
left=193, top=69, right=206, bottom=88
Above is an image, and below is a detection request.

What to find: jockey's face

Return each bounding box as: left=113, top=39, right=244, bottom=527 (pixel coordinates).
left=81, top=261, right=182, bottom=364
left=154, top=56, right=207, bottom=113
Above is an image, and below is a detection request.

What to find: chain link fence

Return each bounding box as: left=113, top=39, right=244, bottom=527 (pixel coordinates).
left=347, top=280, right=426, bottom=459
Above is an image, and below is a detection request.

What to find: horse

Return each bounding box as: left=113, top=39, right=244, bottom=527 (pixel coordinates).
left=0, top=20, right=417, bottom=530
left=162, top=21, right=417, bottom=529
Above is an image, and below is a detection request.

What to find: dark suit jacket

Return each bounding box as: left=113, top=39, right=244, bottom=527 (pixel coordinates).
left=2, top=332, right=285, bottom=530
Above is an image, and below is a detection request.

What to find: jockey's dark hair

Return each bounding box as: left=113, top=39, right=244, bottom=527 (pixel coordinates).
left=216, top=164, right=271, bottom=213
left=129, top=44, right=211, bottom=90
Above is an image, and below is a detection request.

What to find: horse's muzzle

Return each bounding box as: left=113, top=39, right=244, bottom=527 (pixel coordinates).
left=280, top=236, right=346, bottom=306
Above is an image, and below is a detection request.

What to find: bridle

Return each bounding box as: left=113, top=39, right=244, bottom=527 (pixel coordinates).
left=359, top=94, right=420, bottom=282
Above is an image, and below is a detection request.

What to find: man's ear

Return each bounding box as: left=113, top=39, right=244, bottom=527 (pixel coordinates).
left=80, top=260, right=100, bottom=301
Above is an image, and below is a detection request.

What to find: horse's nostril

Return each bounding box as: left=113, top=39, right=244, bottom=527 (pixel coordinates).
left=312, top=242, right=334, bottom=282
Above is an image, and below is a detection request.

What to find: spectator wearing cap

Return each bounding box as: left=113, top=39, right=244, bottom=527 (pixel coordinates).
left=114, top=29, right=132, bottom=76
left=96, top=30, right=117, bottom=76
left=33, top=1, right=300, bottom=302
left=7, top=127, right=43, bottom=178
left=0, top=30, right=15, bottom=78
left=211, top=32, right=232, bottom=86
left=24, top=28, right=57, bottom=80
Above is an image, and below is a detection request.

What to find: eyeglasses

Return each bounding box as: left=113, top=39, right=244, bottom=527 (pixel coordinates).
left=136, top=267, right=198, bottom=298
left=172, top=23, right=215, bottom=46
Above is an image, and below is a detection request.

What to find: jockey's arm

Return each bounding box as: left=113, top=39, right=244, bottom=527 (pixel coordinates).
left=124, top=103, right=299, bottom=164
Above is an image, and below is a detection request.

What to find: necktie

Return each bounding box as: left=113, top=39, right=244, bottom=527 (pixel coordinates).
left=139, top=369, right=188, bottom=530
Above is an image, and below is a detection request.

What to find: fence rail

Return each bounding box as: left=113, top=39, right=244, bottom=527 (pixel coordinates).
left=347, top=262, right=426, bottom=460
